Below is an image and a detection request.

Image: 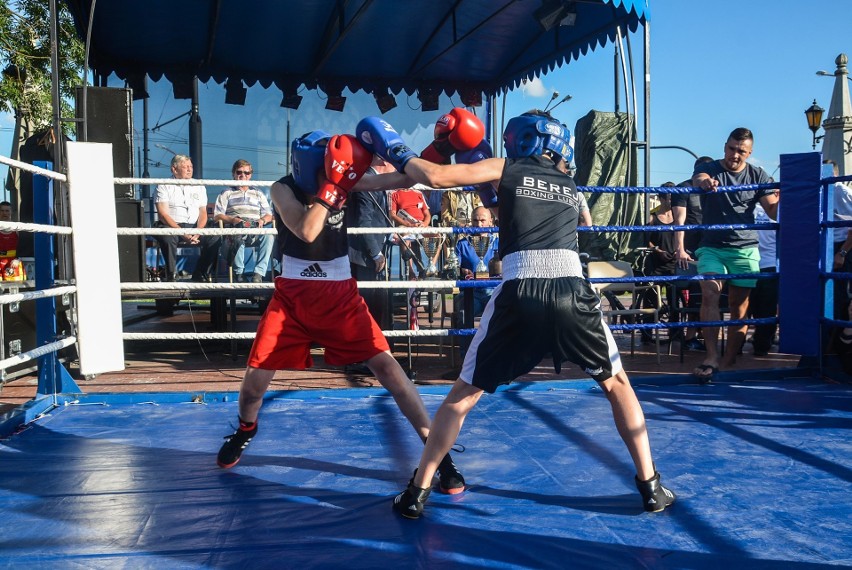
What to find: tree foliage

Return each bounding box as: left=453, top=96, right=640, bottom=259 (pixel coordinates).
left=0, top=0, right=85, bottom=131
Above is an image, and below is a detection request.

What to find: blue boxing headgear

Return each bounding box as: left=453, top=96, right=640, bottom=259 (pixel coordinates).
left=291, top=130, right=332, bottom=195
left=503, top=112, right=573, bottom=164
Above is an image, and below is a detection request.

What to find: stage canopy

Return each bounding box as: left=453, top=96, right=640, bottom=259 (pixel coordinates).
left=64, top=0, right=648, bottom=99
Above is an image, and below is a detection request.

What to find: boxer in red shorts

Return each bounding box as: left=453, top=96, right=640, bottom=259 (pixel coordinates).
left=216, top=131, right=464, bottom=495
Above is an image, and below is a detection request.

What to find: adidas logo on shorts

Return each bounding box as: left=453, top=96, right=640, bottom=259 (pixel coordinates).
left=300, top=263, right=327, bottom=278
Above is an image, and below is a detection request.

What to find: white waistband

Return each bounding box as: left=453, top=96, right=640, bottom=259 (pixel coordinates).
left=280, top=255, right=352, bottom=281
left=502, top=249, right=584, bottom=280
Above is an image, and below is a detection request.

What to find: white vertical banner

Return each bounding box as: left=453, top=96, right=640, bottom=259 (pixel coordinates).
left=65, top=142, right=125, bottom=375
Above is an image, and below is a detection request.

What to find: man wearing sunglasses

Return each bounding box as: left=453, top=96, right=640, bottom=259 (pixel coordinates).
left=214, top=159, right=275, bottom=283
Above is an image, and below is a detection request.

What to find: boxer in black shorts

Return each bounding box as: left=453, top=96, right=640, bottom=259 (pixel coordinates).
left=356, top=109, right=676, bottom=518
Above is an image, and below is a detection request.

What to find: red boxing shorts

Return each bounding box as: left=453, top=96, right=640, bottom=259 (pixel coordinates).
left=247, top=277, right=389, bottom=370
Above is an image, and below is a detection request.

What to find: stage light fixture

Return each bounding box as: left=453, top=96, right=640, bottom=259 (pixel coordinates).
left=418, top=88, right=440, bottom=112
left=127, top=74, right=149, bottom=100
left=325, top=94, right=346, bottom=112
left=374, top=90, right=397, bottom=114
left=172, top=77, right=194, bottom=100
left=460, top=88, right=483, bottom=108
left=280, top=91, right=303, bottom=109
left=224, top=79, right=247, bottom=105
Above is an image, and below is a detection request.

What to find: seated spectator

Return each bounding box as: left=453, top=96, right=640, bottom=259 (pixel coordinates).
left=154, top=155, right=221, bottom=282
left=454, top=206, right=499, bottom=359
left=0, top=200, right=24, bottom=281
left=390, top=186, right=430, bottom=279
left=827, top=159, right=852, bottom=324
left=440, top=188, right=482, bottom=228
left=213, top=159, right=274, bottom=283
left=673, top=156, right=713, bottom=351
left=836, top=300, right=852, bottom=375
left=747, top=202, right=778, bottom=356
left=641, top=186, right=677, bottom=342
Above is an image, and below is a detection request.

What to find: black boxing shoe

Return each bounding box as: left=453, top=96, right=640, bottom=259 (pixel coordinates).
left=393, top=477, right=432, bottom=520
left=437, top=453, right=465, bottom=495
left=217, top=419, right=258, bottom=468
left=635, top=471, right=676, bottom=512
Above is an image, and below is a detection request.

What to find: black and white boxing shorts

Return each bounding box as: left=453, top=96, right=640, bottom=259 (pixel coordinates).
left=460, top=249, right=623, bottom=393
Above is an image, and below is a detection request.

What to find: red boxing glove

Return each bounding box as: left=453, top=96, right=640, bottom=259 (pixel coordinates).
left=316, top=134, right=373, bottom=210
left=420, top=107, right=485, bottom=164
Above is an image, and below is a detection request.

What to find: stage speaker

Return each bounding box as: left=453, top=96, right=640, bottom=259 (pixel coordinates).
left=75, top=87, right=134, bottom=199
left=115, top=199, right=145, bottom=283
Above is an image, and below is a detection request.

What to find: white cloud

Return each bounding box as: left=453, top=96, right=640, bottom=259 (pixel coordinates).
left=520, top=77, right=551, bottom=98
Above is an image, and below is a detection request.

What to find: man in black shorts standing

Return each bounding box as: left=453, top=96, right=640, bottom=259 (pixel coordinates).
left=356, top=110, right=676, bottom=518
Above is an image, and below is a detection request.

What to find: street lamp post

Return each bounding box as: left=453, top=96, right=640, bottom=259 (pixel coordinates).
left=809, top=54, right=852, bottom=175
left=805, top=100, right=825, bottom=150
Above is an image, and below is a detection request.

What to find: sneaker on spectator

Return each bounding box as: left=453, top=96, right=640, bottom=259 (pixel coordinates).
left=684, top=338, right=706, bottom=351
left=251, top=273, right=264, bottom=283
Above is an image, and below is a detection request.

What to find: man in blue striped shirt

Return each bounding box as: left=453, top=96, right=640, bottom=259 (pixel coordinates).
left=214, top=159, right=275, bottom=283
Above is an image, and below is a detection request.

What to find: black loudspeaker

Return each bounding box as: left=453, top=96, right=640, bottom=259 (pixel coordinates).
left=115, top=199, right=145, bottom=283
left=75, top=87, right=134, bottom=199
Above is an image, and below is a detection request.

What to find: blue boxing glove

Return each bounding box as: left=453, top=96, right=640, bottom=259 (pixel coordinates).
left=456, top=140, right=498, bottom=208
left=356, top=117, right=417, bottom=173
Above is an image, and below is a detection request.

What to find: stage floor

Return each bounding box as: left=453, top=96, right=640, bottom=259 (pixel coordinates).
left=0, top=377, right=849, bottom=569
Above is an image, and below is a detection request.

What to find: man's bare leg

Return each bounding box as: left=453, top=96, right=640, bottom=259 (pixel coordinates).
left=600, top=370, right=676, bottom=512
left=366, top=351, right=431, bottom=441
left=217, top=366, right=276, bottom=468
left=599, top=370, right=655, bottom=480
left=368, top=351, right=467, bottom=494
left=721, top=285, right=751, bottom=369
left=696, top=277, right=723, bottom=380
left=393, top=380, right=483, bottom=518
left=237, top=367, right=276, bottom=423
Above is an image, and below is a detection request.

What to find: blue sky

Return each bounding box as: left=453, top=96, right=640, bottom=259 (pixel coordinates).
left=1, top=0, right=850, bottom=199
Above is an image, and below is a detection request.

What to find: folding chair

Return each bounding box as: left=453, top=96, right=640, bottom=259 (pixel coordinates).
left=587, top=260, right=662, bottom=363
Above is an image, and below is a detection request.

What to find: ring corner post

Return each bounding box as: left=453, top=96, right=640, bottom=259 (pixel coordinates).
left=65, top=142, right=126, bottom=378
left=32, top=161, right=81, bottom=396
left=777, top=152, right=823, bottom=361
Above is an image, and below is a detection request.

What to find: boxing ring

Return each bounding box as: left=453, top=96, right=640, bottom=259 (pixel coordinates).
left=0, top=145, right=850, bottom=568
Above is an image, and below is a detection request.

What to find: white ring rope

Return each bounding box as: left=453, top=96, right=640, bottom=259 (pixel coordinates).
left=119, top=280, right=458, bottom=291
left=121, top=329, right=452, bottom=341
left=121, top=226, right=460, bottom=237
left=0, top=220, right=72, bottom=235
left=114, top=177, right=274, bottom=187
left=356, top=280, right=459, bottom=289
left=0, top=336, right=76, bottom=371
left=348, top=226, right=455, bottom=235
left=118, top=227, right=276, bottom=236
left=123, top=332, right=258, bottom=341
left=0, top=155, right=66, bottom=181
left=0, top=285, right=77, bottom=306
left=121, top=282, right=274, bottom=291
